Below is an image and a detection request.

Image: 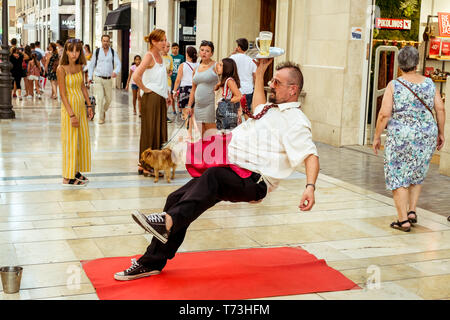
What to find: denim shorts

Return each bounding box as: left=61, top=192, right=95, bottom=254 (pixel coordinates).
left=131, top=84, right=139, bottom=90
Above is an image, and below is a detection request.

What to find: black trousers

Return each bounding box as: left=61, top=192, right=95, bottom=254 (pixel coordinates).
left=137, top=167, right=268, bottom=270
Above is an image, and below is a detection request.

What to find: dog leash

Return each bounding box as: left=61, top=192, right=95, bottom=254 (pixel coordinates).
left=160, top=115, right=191, bottom=150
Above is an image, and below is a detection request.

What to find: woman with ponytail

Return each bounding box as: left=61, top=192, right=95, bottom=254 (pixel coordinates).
left=133, top=29, right=173, bottom=176
left=172, top=46, right=199, bottom=114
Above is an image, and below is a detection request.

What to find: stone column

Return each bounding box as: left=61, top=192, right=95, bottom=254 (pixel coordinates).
left=130, top=0, right=148, bottom=58
left=156, top=0, right=174, bottom=42
left=439, top=79, right=450, bottom=176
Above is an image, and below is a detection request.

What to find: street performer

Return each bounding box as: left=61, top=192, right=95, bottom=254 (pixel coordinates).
left=114, top=58, right=320, bottom=281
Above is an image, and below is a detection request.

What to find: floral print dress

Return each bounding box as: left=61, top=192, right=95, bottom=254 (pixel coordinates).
left=47, top=54, right=59, bottom=81
left=384, top=77, right=438, bottom=190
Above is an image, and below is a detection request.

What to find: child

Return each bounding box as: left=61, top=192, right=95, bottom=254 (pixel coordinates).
left=162, top=42, right=175, bottom=120
left=215, top=58, right=243, bottom=130
left=172, top=46, right=198, bottom=119
left=125, top=55, right=142, bottom=116
left=27, top=53, right=42, bottom=99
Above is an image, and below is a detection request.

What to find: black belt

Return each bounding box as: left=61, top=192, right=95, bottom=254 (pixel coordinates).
left=250, top=172, right=266, bottom=186
left=96, top=76, right=111, bottom=80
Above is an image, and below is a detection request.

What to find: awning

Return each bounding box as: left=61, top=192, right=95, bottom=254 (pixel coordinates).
left=104, top=4, right=131, bottom=30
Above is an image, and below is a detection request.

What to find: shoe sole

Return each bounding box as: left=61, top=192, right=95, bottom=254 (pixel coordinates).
left=131, top=211, right=168, bottom=244
left=114, top=270, right=160, bottom=281
left=62, top=183, right=87, bottom=188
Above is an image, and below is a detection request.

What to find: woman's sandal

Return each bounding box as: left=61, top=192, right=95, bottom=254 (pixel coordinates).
left=408, top=211, right=418, bottom=225
left=390, top=220, right=411, bottom=232
left=75, top=172, right=89, bottom=183
left=62, top=179, right=87, bottom=187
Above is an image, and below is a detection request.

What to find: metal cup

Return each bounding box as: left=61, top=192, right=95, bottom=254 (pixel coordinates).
left=0, top=266, right=23, bottom=294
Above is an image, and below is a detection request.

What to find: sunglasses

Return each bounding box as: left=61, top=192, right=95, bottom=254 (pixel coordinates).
left=201, top=40, right=213, bottom=46
left=67, top=38, right=81, bottom=44
left=268, top=78, right=297, bottom=88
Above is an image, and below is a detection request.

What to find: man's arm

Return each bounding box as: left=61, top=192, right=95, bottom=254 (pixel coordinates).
left=113, top=50, right=121, bottom=77
left=299, top=154, right=320, bottom=212
left=252, top=58, right=273, bottom=112
left=88, top=51, right=96, bottom=81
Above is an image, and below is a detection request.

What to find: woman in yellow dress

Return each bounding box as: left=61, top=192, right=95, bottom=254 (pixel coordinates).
left=57, top=39, right=95, bottom=187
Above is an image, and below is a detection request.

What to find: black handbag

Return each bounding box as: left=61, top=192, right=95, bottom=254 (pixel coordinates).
left=216, top=99, right=240, bottom=130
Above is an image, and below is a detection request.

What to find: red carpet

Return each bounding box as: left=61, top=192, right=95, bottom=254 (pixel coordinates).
left=82, top=247, right=359, bottom=300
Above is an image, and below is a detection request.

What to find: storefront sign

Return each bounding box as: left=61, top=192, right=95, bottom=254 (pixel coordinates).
left=438, top=12, right=450, bottom=37
left=183, top=35, right=196, bottom=42
left=60, top=14, right=75, bottom=30
left=375, top=18, right=411, bottom=30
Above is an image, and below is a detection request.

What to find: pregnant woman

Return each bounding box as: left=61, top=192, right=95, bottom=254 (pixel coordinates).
left=186, top=40, right=219, bottom=138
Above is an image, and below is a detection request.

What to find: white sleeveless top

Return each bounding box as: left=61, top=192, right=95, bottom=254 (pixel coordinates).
left=180, top=62, right=199, bottom=87
left=141, top=52, right=169, bottom=99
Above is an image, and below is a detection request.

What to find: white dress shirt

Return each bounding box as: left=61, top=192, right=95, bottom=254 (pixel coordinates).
left=228, top=101, right=319, bottom=192
left=88, top=47, right=121, bottom=80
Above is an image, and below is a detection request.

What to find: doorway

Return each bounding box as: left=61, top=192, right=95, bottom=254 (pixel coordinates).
left=176, top=0, right=197, bottom=56
left=120, top=29, right=130, bottom=89
left=362, top=0, right=422, bottom=145
left=260, top=0, right=276, bottom=85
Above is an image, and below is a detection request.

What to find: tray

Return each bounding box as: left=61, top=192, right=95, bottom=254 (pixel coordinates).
left=246, top=47, right=286, bottom=59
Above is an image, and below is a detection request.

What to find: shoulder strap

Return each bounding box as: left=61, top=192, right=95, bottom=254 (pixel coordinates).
left=111, top=48, right=115, bottom=69
left=185, top=62, right=194, bottom=72
left=94, top=47, right=115, bottom=69
left=396, top=79, right=434, bottom=117
left=94, top=48, right=100, bottom=68
left=223, top=78, right=233, bottom=98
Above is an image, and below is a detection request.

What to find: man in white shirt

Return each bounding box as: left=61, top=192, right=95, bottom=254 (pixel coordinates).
left=114, top=58, right=320, bottom=281
left=230, top=38, right=257, bottom=109
left=88, top=34, right=122, bottom=124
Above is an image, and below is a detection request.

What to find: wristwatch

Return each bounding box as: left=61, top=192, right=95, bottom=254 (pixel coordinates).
left=306, top=184, right=316, bottom=191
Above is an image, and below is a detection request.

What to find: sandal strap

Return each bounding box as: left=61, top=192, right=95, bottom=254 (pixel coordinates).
left=391, top=220, right=410, bottom=227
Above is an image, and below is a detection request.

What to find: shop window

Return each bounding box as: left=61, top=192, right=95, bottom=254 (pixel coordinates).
left=177, top=0, right=197, bottom=56
left=60, top=0, right=75, bottom=5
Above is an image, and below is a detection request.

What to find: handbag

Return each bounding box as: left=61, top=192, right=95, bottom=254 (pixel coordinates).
left=216, top=99, right=240, bottom=130
left=397, top=79, right=436, bottom=121
left=216, top=78, right=240, bottom=130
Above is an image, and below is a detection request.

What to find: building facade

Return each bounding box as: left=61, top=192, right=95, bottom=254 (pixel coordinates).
left=15, top=0, right=76, bottom=48
left=10, top=0, right=450, bottom=176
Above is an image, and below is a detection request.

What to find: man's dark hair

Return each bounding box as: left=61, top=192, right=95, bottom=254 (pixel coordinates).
left=30, top=43, right=36, bottom=49
left=35, top=41, right=41, bottom=47
left=276, top=61, right=304, bottom=94
left=57, top=40, right=64, bottom=46
left=11, top=38, right=17, bottom=46
left=171, top=42, right=179, bottom=48
left=236, top=38, right=249, bottom=52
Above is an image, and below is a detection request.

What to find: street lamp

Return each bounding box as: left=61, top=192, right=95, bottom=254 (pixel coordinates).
left=0, top=0, right=15, bottom=119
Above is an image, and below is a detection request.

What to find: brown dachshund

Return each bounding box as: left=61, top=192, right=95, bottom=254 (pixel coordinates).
left=140, top=148, right=177, bottom=183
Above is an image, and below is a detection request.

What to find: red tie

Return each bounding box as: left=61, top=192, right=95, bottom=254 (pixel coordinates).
left=240, top=96, right=278, bottom=120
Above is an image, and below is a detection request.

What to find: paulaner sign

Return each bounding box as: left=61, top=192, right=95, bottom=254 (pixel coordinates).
left=376, top=18, right=411, bottom=30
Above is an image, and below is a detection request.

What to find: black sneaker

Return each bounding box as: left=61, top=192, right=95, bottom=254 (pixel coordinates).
left=132, top=211, right=170, bottom=244
left=167, top=117, right=173, bottom=123
left=114, top=258, right=160, bottom=281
